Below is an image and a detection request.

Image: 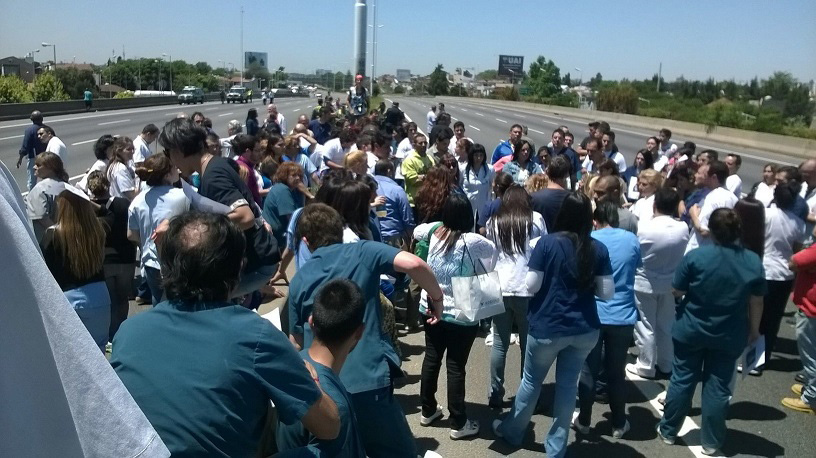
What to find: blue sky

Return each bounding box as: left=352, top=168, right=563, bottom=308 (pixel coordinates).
left=1, top=0, right=814, bottom=84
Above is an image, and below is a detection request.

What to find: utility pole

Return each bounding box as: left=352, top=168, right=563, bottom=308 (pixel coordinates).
left=369, top=0, right=377, bottom=95
left=657, top=62, right=662, bottom=93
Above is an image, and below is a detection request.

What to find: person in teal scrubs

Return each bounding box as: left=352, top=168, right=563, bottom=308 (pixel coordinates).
left=658, top=208, right=766, bottom=455
left=287, top=203, right=445, bottom=458
left=112, top=212, right=341, bottom=457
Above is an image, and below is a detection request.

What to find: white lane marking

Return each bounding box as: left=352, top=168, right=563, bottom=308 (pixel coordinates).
left=468, top=125, right=481, bottom=131
left=476, top=113, right=484, bottom=117
left=293, top=108, right=300, bottom=112
left=0, top=134, right=23, bottom=141
left=494, top=109, right=504, bottom=113
left=495, top=118, right=508, bottom=123
left=626, top=372, right=709, bottom=458
left=71, top=139, right=97, bottom=146
left=218, top=112, right=234, bottom=117
left=98, top=119, right=130, bottom=126
left=528, top=128, right=547, bottom=135
left=540, top=119, right=559, bottom=125
left=0, top=102, right=223, bottom=129
left=460, top=108, right=468, bottom=112
left=451, top=116, right=458, bottom=121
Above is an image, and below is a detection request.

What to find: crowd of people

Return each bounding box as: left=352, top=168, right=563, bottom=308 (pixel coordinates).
left=13, top=93, right=816, bottom=458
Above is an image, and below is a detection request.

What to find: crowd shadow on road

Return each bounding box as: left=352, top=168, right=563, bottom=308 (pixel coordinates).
left=727, top=401, right=787, bottom=421
left=676, top=427, right=786, bottom=457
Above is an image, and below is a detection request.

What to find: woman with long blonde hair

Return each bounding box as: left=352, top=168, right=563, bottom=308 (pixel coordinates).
left=40, top=190, right=110, bottom=350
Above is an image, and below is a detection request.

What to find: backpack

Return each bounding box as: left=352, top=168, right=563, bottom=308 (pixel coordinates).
left=414, top=222, right=443, bottom=261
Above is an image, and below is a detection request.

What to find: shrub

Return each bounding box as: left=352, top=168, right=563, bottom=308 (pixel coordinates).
left=30, top=72, right=69, bottom=102
left=597, top=84, right=639, bottom=114
left=0, top=75, right=33, bottom=103
left=114, top=91, right=134, bottom=99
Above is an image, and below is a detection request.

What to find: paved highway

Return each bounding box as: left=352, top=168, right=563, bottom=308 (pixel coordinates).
left=4, top=95, right=813, bottom=456
left=0, top=97, right=320, bottom=190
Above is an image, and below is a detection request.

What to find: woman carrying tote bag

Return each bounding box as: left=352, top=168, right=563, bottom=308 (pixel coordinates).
left=413, top=192, right=496, bottom=441
left=485, top=184, right=547, bottom=409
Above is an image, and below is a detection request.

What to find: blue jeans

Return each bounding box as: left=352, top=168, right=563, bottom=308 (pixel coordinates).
left=578, top=324, right=634, bottom=428
left=27, top=156, right=36, bottom=191
left=489, top=296, right=529, bottom=405
left=144, top=266, right=164, bottom=306
left=659, top=337, right=741, bottom=451
left=796, top=310, right=816, bottom=407
left=497, top=330, right=599, bottom=457
left=351, top=384, right=416, bottom=458
left=65, top=281, right=111, bottom=351
left=231, top=263, right=278, bottom=299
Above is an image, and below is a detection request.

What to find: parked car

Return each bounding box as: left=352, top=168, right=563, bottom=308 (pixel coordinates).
left=178, top=86, right=205, bottom=104
left=226, top=86, right=250, bottom=103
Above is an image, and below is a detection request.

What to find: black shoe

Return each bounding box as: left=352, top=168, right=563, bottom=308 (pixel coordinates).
left=795, top=372, right=807, bottom=384
left=595, top=392, right=609, bottom=404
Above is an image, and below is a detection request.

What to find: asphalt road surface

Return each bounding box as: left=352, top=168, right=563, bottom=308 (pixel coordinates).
left=9, top=95, right=814, bottom=457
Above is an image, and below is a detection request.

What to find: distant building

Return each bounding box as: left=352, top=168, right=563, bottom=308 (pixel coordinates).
left=315, top=69, right=332, bottom=76
left=1, top=56, right=39, bottom=83
left=396, top=69, right=411, bottom=81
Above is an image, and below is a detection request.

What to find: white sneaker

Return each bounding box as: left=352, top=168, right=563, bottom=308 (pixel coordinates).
left=485, top=334, right=494, bottom=347
left=701, top=446, right=721, bottom=456
left=571, top=411, right=590, bottom=435
left=510, top=333, right=519, bottom=345
left=420, top=405, right=444, bottom=426
left=450, top=419, right=480, bottom=440
left=625, top=363, right=655, bottom=379
left=612, top=419, right=630, bottom=439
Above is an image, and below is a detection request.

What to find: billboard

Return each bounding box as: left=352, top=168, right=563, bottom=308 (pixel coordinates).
left=498, top=55, right=524, bottom=78
left=244, top=51, right=268, bottom=70
left=396, top=69, right=411, bottom=81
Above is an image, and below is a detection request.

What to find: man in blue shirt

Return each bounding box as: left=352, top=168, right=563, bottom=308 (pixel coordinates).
left=277, top=278, right=368, bottom=458
left=575, top=201, right=641, bottom=438
left=16, top=110, right=46, bottom=191
left=547, top=128, right=580, bottom=190
left=491, top=123, right=523, bottom=164
left=112, top=211, right=340, bottom=458
left=288, top=203, right=444, bottom=458
left=373, top=160, right=414, bottom=245
left=308, top=106, right=334, bottom=145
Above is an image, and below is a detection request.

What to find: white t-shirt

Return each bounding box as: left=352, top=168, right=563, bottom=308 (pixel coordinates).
left=486, top=212, right=547, bottom=297
left=609, top=151, right=627, bottom=173
left=754, top=182, right=775, bottom=207
left=625, top=174, right=640, bottom=201
left=76, top=159, right=108, bottom=193
left=426, top=110, right=437, bottom=133
left=635, top=215, right=690, bottom=294
left=132, top=135, right=153, bottom=164
left=801, top=185, right=816, bottom=245
left=685, top=186, right=739, bottom=253
left=726, top=174, right=743, bottom=197
left=395, top=137, right=414, bottom=180
left=107, top=162, right=137, bottom=198
left=45, top=137, right=67, bottom=164
left=460, top=165, right=494, bottom=219
left=128, top=186, right=190, bottom=269
left=763, top=206, right=805, bottom=281
left=630, top=194, right=655, bottom=222
left=321, top=138, right=349, bottom=171
left=220, top=134, right=237, bottom=158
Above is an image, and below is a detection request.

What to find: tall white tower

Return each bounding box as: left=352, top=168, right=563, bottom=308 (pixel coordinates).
left=353, top=0, right=368, bottom=79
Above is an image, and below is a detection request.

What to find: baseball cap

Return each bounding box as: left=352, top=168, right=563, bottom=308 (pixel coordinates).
left=355, top=74, right=363, bottom=81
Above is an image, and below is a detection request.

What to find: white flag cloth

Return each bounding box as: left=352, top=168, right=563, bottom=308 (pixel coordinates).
left=0, top=161, right=169, bottom=458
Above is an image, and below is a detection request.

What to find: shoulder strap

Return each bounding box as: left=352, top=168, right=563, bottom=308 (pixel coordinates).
left=426, top=222, right=443, bottom=243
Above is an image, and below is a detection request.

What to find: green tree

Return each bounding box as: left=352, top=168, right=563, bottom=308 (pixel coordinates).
left=475, top=69, right=498, bottom=81
left=527, top=56, right=561, bottom=98
left=373, top=81, right=381, bottom=97
left=394, top=85, right=405, bottom=94
left=0, top=75, right=33, bottom=103
left=597, top=83, right=639, bottom=114
left=55, top=67, right=97, bottom=99
left=761, top=71, right=795, bottom=99
left=588, top=72, right=603, bottom=88
left=784, top=84, right=815, bottom=124
left=31, top=72, right=69, bottom=101
left=428, top=64, right=449, bottom=96
left=194, top=61, right=212, bottom=74
left=561, top=72, right=571, bottom=87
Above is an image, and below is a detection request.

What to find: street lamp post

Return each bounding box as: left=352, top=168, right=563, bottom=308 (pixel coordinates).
left=367, top=0, right=384, bottom=95
left=574, top=67, right=583, bottom=86
left=162, top=53, right=172, bottom=93
left=156, top=59, right=162, bottom=92
left=41, top=42, right=56, bottom=70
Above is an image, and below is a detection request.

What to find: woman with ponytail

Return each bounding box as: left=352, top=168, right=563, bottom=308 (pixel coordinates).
left=127, top=153, right=190, bottom=305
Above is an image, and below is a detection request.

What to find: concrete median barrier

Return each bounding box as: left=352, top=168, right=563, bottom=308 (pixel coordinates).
left=437, top=96, right=816, bottom=160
